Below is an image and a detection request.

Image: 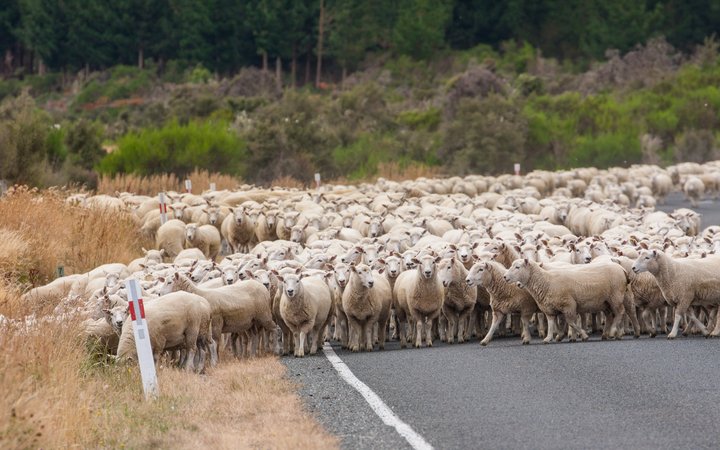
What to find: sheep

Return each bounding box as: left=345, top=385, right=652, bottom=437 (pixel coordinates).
left=156, top=219, right=187, bottom=260
left=161, top=273, right=275, bottom=362
left=185, top=223, right=221, bottom=261
left=116, top=291, right=212, bottom=373
left=341, top=264, right=392, bottom=351
left=276, top=269, right=334, bottom=357
left=612, top=256, right=668, bottom=337
left=436, top=258, right=476, bottom=344
left=503, top=259, right=628, bottom=343
left=127, top=248, right=165, bottom=274
left=221, top=207, right=257, bottom=253
left=632, top=249, right=720, bottom=338
left=651, top=173, right=673, bottom=204
left=21, top=274, right=83, bottom=303
left=392, top=253, right=445, bottom=348
left=466, top=260, right=538, bottom=345
left=683, top=176, right=705, bottom=207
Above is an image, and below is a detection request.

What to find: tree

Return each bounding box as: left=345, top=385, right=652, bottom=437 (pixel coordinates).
left=18, top=0, right=66, bottom=71
left=393, top=0, right=451, bottom=60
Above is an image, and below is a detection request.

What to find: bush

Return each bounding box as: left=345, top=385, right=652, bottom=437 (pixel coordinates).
left=441, top=95, right=527, bottom=175
left=0, top=93, right=50, bottom=185
left=567, top=132, right=641, bottom=168
left=674, top=129, right=717, bottom=163
left=98, top=120, right=247, bottom=178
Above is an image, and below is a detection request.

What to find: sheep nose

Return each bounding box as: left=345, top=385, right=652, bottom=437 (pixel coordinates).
left=424, top=270, right=431, bottom=276
left=503, top=276, right=510, bottom=282
left=466, top=279, right=472, bottom=285
left=263, top=282, right=270, bottom=288
left=368, top=281, right=374, bottom=287
left=390, top=270, right=397, bottom=275
left=584, top=257, right=591, bottom=263
left=287, top=289, right=294, bottom=296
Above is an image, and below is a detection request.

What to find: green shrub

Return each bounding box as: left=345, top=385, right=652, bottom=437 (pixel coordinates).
left=98, top=120, right=247, bottom=177
left=332, top=134, right=404, bottom=180
left=567, top=132, right=641, bottom=168
left=397, top=108, right=441, bottom=131
left=189, top=64, right=212, bottom=84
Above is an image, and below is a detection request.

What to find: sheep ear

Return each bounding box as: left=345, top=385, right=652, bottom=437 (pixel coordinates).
left=158, top=277, right=165, bottom=283
left=295, top=267, right=302, bottom=275
left=142, top=247, right=148, bottom=254
left=174, top=272, right=180, bottom=280
left=377, top=258, right=386, bottom=265
left=434, top=256, right=442, bottom=263
left=514, top=245, right=521, bottom=253
left=652, top=250, right=657, bottom=256
left=329, top=255, right=336, bottom=262
left=244, top=270, right=253, bottom=279
left=472, top=242, right=480, bottom=249
left=160, top=249, right=166, bottom=256
left=411, top=258, right=420, bottom=264
left=276, top=275, right=284, bottom=282
left=523, top=258, right=529, bottom=265
left=377, top=267, right=385, bottom=274
left=640, top=242, right=648, bottom=249
left=449, top=244, right=457, bottom=251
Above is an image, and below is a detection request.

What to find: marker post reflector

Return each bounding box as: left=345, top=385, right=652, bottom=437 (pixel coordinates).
left=125, top=279, right=159, bottom=400
left=514, top=163, right=521, bottom=176
left=314, top=173, right=321, bottom=189
left=185, top=179, right=192, bottom=193
left=158, top=192, right=168, bottom=225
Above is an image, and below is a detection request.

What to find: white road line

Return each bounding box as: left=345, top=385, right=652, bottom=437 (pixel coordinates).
left=322, top=343, right=434, bottom=450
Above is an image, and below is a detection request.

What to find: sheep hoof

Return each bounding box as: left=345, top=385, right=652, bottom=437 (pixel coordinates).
left=667, top=335, right=676, bottom=340
left=522, top=340, right=530, bottom=345
left=649, top=333, right=656, bottom=338
left=634, top=334, right=640, bottom=339
left=480, top=340, right=488, bottom=346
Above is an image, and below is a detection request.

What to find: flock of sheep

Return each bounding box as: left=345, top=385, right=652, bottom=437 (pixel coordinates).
left=13, top=161, right=720, bottom=372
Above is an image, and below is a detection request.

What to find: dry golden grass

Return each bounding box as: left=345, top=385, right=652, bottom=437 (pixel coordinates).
left=0, top=187, right=338, bottom=449
left=375, top=161, right=444, bottom=181
left=0, top=186, right=147, bottom=299
left=97, top=169, right=243, bottom=196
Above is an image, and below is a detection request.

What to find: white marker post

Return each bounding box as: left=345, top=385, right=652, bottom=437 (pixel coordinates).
left=514, top=163, right=521, bottom=176
left=185, top=179, right=192, bottom=193
left=125, top=279, right=159, bottom=400
left=314, top=172, right=321, bottom=189
left=209, top=182, right=216, bottom=191
left=158, top=192, right=168, bottom=225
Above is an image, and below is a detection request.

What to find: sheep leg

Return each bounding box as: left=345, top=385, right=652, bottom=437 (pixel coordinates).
left=624, top=293, right=641, bottom=339
left=641, top=308, right=656, bottom=338
left=710, top=309, right=720, bottom=337
left=668, top=310, right=684, bottom=340
left=415, top=318, right=424, bottom=348
left=544, top=315, right=557, bottom=344
left=537, top=313, right=547, bottom=338
left=438, top=315, right=447, bottom=342
left=426, top=317, right=435, bottom=348
left=457, top=307, right=472, bottom=344
left=347, top=316, right=361, bottom=352
left=364, top=322, right=374, bottom=352
left=686, top=307, right=709, bottom=337
left=481, top=311, right=504, bottom=346
left=310, top=329, right=321, bottom=355
left=293, top=331, right=304, bottom=357
left=520, top=313, right=532, bottom=345
left=564, top=311, right=589, bottom=342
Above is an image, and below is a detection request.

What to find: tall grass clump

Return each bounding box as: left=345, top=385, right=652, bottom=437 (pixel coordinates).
left=97, top=169, right=242, bottom=196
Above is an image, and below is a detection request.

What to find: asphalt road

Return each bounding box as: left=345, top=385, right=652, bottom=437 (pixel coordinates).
left=657, top=191, right=720, bottom=226
left=284, top=193, right=720, bottom=450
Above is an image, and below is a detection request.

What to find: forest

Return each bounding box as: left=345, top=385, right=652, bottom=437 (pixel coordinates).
left=0, top=0, right=719, bottom=186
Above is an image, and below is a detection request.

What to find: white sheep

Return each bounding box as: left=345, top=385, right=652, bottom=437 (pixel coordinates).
left=392, top=253, right=445, bottom=348
left=504, top=259, right=628, bottom=343
left=116, top=291, right=213, bottom=373
left=683, top=176, right=705, bottom=207
left=342, top=264, right=392, bottom=351
left=221, top=207, right=257, bottom=253
left=436, top=257, right=476, bottom=344
left=276, top=269, right=333, bottom=357
left=156, top=219, right=187, bottom=259
left=632, top=249, right=720, bottom=338
left=185, top=223, right=221, bottom=261
left=466, top=260, right=538, bottom=345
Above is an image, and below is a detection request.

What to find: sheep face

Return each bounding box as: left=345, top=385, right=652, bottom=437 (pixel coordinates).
left=436, top=259, right=454, bottom=287
left=104, top=272, right=121, bottom=288
left=503, top=259, right=531, bottom=287
left=252, top=270, right=272, bottom=290
left=290, top=224, right=307, bottom=243
left=341, top=246, right=363, bottom=264
left=185, top=224, right=198, bottom=242
left=363, top=244, right=383, bottom=266
left=223, top=267, right=237, bottom=285
left=171, top=203, right=186, bottom=219
left=333, top=263, right=350, bottom=289
left=265, top=211, right=278, bottom=229
left=232, top=208, right=245, bottom=225
left=413, top=255, right=441, bottom=280
left=368, top=218, right=383, bottom=238
left=280, top=273, right=303, bottom=298
left=351, top=264, right=375, bottom=288
left=632, top=250, right=659, bottom=274
left=465, top=262, right=487, bottom=287
left=456, top=244, right=474, bottom=264
left=207, top=207, right=219, bottom=225
left=157, top=276, right=175, bottom=295
left=189, top=262, right=209, bottom=283
left=269, top=248, right=288, bottom=261
left=570, top=243, right=592, bottom=264
left=402, top=251, right=418, bottom=270
left=521, top=244, right=539, bottom=262
left=381, top=256, right=402, bottom=278
left=104, top=304, right=129, bottom=335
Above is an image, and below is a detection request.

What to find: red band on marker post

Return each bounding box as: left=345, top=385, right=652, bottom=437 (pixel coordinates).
left=137, top=298, right=145, bottom=319
left=128, top=302, right=136, bottom=321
